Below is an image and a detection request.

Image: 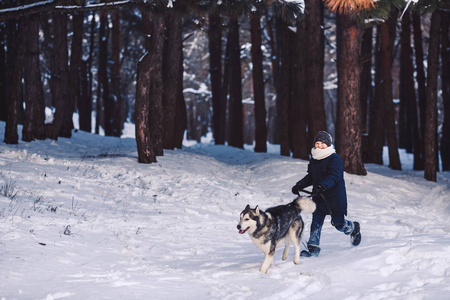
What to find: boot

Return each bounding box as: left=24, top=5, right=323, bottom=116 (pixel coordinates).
left=350, top=222, right=361, bottom=246
left=300, top=245, right=321, bottom=257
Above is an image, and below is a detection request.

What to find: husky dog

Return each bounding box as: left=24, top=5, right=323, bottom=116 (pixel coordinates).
left=237, top=197, right=316, bottom=273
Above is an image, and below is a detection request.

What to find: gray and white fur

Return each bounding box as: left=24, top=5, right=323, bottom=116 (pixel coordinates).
left=237, top=197, right=316, bottom=274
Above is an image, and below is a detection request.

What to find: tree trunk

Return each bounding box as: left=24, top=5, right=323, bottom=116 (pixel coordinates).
left=111, top=8, right=122, bottom=137
left=135, top=11, right=164, bottom=163
left=221, top=29, right=231, bottom=143
left=70, top=9, right=84, bottom=133
left=163, top=11, right=183, bottom=150
left=98, top=8, right=113, bottom=136
left=23, top=6, right=45, bottom=142
left=360, top=26, right=372, bottom=162
left=305, top=0, right=326, bottom=140
left=174, top=58, right=187, bottom=149
left=366, top=26, right=384, bottom=165
left=335, top=12, right=367, bottom=175
left=0, top=24, right=6, bottom=122
left=412, top=12, right=426, bottom=170
left=227, top=17, right=243, bottom=149
left=441, top=11, right=450, bottom=171
left=250, top=13, right=267, bottom=153
left=400, top=11, right=421, bottom=170
left=360, top=26, right=372, bottom=134
left=78, top=60, right=91, bottom=132
left=208, top=10, right=225, bottom=145
left=290, top=20, right=308, bottom=160
left=296, top=19, right=311, bottom=159
left=4, top=19, right=25, bottom=145
left=135, top=52, right=156, bottom=163
left=424, top=11, right=441, bottom=182
left=266, top=16, right=281, bottom=145
left=49, top=11, right=70, bottom=140
left=279, top=21, right=291, bottom=156
left=380, top=13, right=401, bottom=170
left=79, top=13, right=95, bottom=133
left=399, top=12, right=412, bottom=152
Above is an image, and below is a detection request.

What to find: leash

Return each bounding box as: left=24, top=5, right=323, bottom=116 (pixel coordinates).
left=298, top=189, right=334, bottom=216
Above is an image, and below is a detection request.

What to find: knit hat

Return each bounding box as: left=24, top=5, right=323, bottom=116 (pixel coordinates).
left=313, top=131, right=332, bottom=146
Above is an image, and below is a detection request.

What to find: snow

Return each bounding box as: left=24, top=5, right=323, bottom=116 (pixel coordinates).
left=1, top=120, right=450, bottom=300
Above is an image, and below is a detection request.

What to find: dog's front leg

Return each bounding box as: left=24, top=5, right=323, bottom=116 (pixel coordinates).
left=259, top=253, right=274, bottom=274
left=282, top=242, right=290, bottom=261
left=260, top=242, right=276, bottom=274
left=293, top=242, right=300, bottom=264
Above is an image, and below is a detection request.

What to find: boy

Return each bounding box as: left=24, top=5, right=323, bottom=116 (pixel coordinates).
left=292, top=131, right=361, bottom=257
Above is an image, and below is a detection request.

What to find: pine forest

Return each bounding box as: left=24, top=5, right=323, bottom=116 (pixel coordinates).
left=0, top=0, right=449, bottom=183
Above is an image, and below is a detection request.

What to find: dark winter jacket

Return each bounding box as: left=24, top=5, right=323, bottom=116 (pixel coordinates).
left=296, top=153, right=347, bottom=216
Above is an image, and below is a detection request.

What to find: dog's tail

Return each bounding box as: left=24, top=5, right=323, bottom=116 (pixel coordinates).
left=293, top=196, right=316, bottom=213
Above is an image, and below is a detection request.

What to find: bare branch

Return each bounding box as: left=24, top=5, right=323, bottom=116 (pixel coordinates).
left=0, top=0, right=58, bottom=20
left=0, top=0, right=139, bottom=20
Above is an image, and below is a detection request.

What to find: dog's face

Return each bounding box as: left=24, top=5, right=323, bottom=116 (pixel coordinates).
left=237, top=204, right=260, bottom=234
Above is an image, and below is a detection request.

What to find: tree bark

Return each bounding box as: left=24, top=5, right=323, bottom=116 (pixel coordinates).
left=266, top=16, right=281, bottom=145
left=163, top=11, right=183, bottom=150
left=360, top=26, right=372, bottom=134
left=49, top=10, right=71, bottom=140
left=79, top=12, right=94, bottom=133
left=250, top=13, right=267, bottom=153
left=304, top=0, right=326, bottom=140
left=208, top=10, right=225, bottom=145
left=290, top=20, right=307, bottom=159
left=98, top=7, right=113, bottom=136
left=366, top=25, right=384, bottom=165
left=0, top=23, right=6, bottom=122
left=293, top=19, right=310, bottom=160
left=335, top=12, right=367, bottom=175
left=221, top=27, right=231, bottom=143
left=380, top=12, right=401, bottom=171
left=69, top=8, right=84, bottom=133
left=400, top=11, right=421, bottom=170
left=23, top=6, right=45, bottom=141
left=279, top=21, right=291, bottom=156
left=135, top=10, right=164, bottom=163
left=424, top=11, right=441, bottom=182
left=441, top=11, right=450, bottom=171
left=227, top=17, right=243, bottom=149
left=110, top=8, right=122, bottom=137
left=78, top=60, right=91, bottom=132
left=398, top=12, right=412, bottom=152
left=412, top=12, right=426, bottom=170
left=173, top=56, right=187, bottom=149
left=4, top=19, right=26, bottom=144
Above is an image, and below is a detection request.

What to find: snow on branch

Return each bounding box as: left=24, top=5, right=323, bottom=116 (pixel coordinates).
left=0, top=0, right=57, bottom=20
left=0, top=0, right=137, bottom=20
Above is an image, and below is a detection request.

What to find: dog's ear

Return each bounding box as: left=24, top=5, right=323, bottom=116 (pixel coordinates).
left=245, top=204, right=250, bottom=210
left=255, top=206, right=260, bottom=216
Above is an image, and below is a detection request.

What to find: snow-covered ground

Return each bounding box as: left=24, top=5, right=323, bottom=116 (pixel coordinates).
left=1, top=121, right=449, bottom=300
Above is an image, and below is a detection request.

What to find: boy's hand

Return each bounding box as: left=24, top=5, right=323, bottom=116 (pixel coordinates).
left=312, top=185, right=324, bottom=196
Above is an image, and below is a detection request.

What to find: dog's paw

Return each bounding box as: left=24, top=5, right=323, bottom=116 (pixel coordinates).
left=293, top=257, right=300, bottom=265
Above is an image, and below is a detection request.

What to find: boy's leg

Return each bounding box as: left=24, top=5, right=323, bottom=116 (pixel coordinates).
left=332, top=215, right=361, bottom=246
left=331, top=215, right=354, bottom=234
left=307, top=214, right=326, bottom=246
left=301, top=214, right=325, bottom=257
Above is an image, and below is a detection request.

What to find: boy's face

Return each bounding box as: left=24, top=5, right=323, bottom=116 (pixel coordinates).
left=315, top=141, right=328, bottom=149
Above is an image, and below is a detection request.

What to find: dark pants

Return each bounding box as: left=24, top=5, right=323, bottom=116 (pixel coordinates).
left=307, top=213, right=354, bottom=247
